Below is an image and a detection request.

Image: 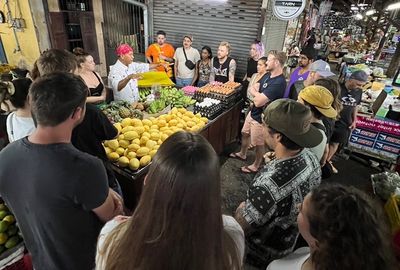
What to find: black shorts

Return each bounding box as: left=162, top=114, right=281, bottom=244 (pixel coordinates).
left=330, top=122, right=351, bottom=144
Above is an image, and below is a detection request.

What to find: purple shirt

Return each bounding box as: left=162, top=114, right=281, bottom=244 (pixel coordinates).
left=284, top=67, right=310, bottom=98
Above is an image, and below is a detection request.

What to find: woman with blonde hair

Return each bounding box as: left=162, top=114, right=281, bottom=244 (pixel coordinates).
left=96, top=131, right=244, bottom=270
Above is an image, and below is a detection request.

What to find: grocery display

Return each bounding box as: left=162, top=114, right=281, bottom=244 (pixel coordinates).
left=103, top=108, right=208, bottom=171
left=99, top=101, right=144, bottom=123
left=139, top=87, right=197, bottom=114
left=194, top=98, right=223, bottom=119
left=182, top=86, right=198, bottom=96
left=0, top=202, right=22, bottom=255
left=194, top=81, right=242, bottom=109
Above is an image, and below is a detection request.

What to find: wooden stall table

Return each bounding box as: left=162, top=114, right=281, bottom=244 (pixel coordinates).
left=113, top=100, right=244, bottom=210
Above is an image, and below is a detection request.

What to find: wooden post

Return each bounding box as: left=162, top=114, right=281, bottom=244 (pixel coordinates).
left=386, top=41, right=400, bottom=78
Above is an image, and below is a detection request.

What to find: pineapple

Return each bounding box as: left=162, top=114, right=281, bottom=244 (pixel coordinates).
left=118, top=107, right=131, bottom=118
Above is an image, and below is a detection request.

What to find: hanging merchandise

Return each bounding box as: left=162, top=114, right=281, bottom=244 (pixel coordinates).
left=319, top=0, right=332, bottom=16
left=272, top=0, right=306, bottom=21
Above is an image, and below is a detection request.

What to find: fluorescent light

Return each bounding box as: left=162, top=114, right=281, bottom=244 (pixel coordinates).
left=366, top=9, right=376, bottom=15
left=355, top=13, right=363, bottom=20
left=387, top=2, right=400, bottom=10
left=351, top=6, right=359, bottom=10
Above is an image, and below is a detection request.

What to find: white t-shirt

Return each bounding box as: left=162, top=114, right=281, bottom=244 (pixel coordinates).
left=108, top=60, right=149, bottom=103
left=309, top=120, right=327, bottom=162
left=267, top=247, right=310, bottom=270
left=6, top=112, right=35, bottom=142
left=95, top=215, right=244, bottom=269
left=174, top=47, right=200, bottom=79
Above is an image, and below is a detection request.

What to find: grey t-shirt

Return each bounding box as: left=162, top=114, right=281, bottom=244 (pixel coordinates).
left=0, top=138, right=109, bottom=270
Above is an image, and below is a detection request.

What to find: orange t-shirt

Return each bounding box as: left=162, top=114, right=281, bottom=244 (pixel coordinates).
left=145, top=43, right=175, bottom=77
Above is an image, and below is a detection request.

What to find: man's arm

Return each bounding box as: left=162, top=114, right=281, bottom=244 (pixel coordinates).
left=253, top=92, right=269, bottom=108
left=229, top=59, right=236, bottom=82
left=146, top=56, right=153, bottom=64
left=117, top=74, right=142, bottom=91
left=191, top=61, right=200, bottom=86
left=92, top=188, right=124, bottom=222
left=209, top=61, right=215, bottom=82
left=350, top=106, right=358, bottom=130
left=235, top=202, right=251, bottom=233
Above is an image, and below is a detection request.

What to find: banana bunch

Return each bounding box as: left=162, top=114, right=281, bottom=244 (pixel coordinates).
left=139, top=88, right=152, bottom=102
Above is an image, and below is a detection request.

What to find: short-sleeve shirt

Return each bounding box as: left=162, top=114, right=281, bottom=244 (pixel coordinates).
left=174, top=47, right=201, bottom=79
left=243, top=149, right=321, bottom=267
left=108, top=60, right=150, bottom=103
left=0, top=138, right=109, bottom=270
left=145, top=43, right=175, bottom=76
left=72, top=104, right=118, bottom=188
left=338, top=83, right=362, bottom=127
left=251, top=73, right=287, bottom=123
left=6, top=112, right=35, bottom=142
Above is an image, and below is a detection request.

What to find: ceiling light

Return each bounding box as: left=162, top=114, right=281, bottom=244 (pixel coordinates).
left=387, top=2, right=400, bottom=10
left=351, top=6, right=359, bottom=10
left=355, top=13, right=363, bottom=20
left=366, top=9, right=376, bottom=15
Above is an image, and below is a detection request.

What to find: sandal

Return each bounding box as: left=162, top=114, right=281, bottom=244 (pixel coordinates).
left=241, top=166, right=259, bottom=174
left=329, top=161, right=339, bottom=174
left=229, top=152, right=247, bottom=161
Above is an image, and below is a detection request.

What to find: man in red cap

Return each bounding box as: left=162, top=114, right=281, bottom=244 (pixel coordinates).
left=108, top=44, right=163, bottom=104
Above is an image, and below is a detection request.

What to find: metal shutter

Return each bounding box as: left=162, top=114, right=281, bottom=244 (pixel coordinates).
left=152, top=0, right=263, bottom=79
left=262, top=0, right=288, bottom=53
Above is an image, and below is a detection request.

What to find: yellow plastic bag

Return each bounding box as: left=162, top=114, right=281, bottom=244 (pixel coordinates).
left=138, top=71, right=174, bottom=87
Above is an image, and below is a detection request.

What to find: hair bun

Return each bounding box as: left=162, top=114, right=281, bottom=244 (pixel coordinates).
left=73, top=47, right=86, bottom=56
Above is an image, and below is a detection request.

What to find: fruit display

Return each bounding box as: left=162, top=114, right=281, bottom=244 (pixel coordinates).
left=104, top=108, right=208, bottom=171
left=0, top=203, right=22, bottom=255
left=99, top=101, right=144, bottom=123
left=139, top=88, right=152, bottom=102
left=159, top=87, right=196, bottom=108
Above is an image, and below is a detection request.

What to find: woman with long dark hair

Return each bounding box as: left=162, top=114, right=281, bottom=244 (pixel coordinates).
left=96, top=131, right=244, bottom=270
left=268, top=184, right=397, bottom=270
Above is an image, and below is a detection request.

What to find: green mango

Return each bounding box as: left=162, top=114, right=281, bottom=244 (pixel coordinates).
left=5, top=235, right=20, bottom=249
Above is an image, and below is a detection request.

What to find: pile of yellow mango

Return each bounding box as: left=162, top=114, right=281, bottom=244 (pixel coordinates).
left=103, top=107, right=208, bottom=171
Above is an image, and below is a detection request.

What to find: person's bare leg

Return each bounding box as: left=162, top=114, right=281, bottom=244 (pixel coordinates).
left=327, top=142, right=339, bottom=162
left=245, top=145, right=265, bottom=172
left=239, top=133, right=251, bottom=157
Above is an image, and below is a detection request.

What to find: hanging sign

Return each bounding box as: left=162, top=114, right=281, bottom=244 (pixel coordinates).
left=273, top=0, right=306, bottom=21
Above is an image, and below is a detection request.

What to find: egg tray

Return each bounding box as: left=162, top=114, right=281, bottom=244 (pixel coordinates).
left=193, top=103, right=224, bottom=120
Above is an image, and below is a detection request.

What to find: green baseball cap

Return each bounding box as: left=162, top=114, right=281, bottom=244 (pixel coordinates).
left=263, top=99, right=323, bottom=148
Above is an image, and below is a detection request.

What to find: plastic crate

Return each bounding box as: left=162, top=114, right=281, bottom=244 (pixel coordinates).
left=385, top=194, right=400, bottom=234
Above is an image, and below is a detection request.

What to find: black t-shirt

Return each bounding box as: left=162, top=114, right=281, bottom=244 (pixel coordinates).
left=247, top=58, right=258, bottom=78
left=322, top=117, right=335, bottom=143
left=251, top=73, right=287, bottom=123
left=338, top=83, right=362, bottom=127
left=0, top=138, right=109, bottom=270
left=72, top=104, right=118, bottom=187
left=288, top=80, right=305, bottom=100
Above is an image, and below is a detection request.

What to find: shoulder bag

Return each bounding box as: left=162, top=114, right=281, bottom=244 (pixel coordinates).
left=182, top=48, right=196, bottom=70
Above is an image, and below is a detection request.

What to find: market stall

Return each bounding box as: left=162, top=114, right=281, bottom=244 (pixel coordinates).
left=345, top=68, right=400, bottom=170
left=103, top=81, right=243, bottom=209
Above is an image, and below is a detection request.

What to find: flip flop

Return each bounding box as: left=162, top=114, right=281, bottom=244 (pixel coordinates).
left=329, top=161, right=339, bottom=174
left=229, top=152, right=247, bottom=161
left=241, top=166, right=259, bottom=174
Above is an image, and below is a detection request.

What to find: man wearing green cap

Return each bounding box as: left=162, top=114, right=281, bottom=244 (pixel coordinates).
left=235, top=99, right=322, bottom=268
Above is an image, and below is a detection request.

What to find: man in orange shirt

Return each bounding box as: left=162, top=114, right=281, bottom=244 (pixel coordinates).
left=146, top=30, right=175, bottom=78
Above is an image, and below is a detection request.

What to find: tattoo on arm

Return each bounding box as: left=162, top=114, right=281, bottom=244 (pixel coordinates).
left=229, top=60, right=236, bottom=81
